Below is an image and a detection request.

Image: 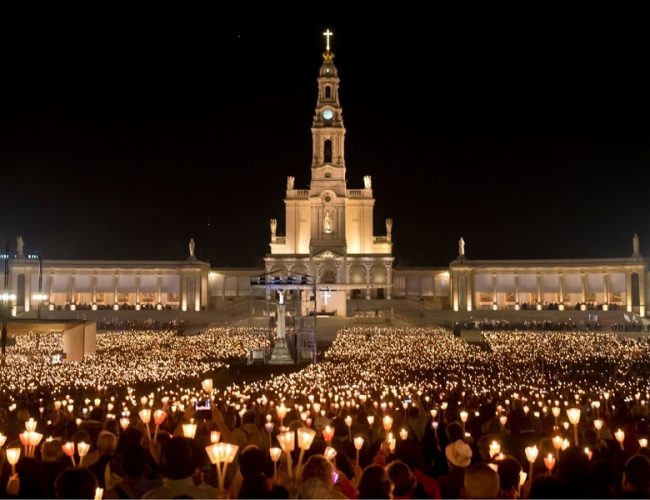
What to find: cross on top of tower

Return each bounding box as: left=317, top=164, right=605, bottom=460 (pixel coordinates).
left=323, top=29, right=333, bottom=51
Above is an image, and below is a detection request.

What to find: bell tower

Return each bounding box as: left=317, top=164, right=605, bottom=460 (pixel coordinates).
left=311, top=29, right=346, bottom=196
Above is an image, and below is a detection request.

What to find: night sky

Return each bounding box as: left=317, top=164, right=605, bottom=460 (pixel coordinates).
left=1, top=8, right=649, bottom=267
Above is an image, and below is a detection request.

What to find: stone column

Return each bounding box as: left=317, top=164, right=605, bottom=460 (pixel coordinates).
left=626, top=271, right=632, bottom=312
left=135, top=275, right=141, bottom=308
left=466, top=272, right=473, bottom=312
left=581, top=274, right=587, bottom=304
left=451, top=271, right=459, bottom=312
left=345, top=262, right=352, bottom=299
left=492, top=274, right=498, bottom=309
left=603, top=273, right=610, bottom=307
left=24, top=272, right=31, bottom=313
left=70, top=276, right=76, bottom=310
left=536, top=274, right=542, bottom=309
left=559, top=275, right=565, bottom=305
left=515, top=274, right=520, bottom=306
left=386, top=263, right=393, bottom=300
left=181, top=273, right=187, bottom=312
left=157, top=276, right=163, bottom=305
left=195, top=272, right=202, bottom=311
left=365, top=264, right=371, bottom=300
left=113, top=275, right=119, bottom=309
left=91, top=275, right=97, bottom=304
left=639, top=270, right=646, bottom=316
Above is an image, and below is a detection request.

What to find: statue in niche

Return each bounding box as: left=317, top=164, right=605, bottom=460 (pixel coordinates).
left=16, top=235, right=24, bottom=257
left=189, top=238, right=196, bottom=259
left=324, top=211, right=333, bottom=234
left=364, top=175, right=372, bottom=189
left=458, top=237, right=465, bottom=257
left=270, top=219, right=277, bottom=237
left=287, top=176, right=295, bottom=190
left=386, top=218, right=393, bottom=237
left=633, top=233, right=640, bottom=255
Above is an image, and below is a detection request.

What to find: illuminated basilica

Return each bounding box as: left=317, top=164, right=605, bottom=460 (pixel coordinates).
left=4, top=31, right=647, bottom=318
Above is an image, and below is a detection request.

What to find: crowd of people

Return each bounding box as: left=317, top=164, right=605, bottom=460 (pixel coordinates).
left=2, top=326, right=650, bottom=497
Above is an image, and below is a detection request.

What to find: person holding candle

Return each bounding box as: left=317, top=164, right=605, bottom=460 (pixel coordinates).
left=296, top=455, right=347, bottom=499
left=439, top=439, right=472, bottom=499
left=105, top=444, right=155, bottom=499
left=142, top=437, right=217, bottom=499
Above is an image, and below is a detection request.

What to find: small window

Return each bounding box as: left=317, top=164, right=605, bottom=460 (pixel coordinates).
left=325, top=86, right=331, bottom=98
left=324, top=173, right=331, bottom=179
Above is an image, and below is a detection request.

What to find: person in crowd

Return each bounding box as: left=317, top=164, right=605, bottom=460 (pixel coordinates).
left=296, top=454, right=347, bottom=499
left=142, top=437, right=217, bottom=499
left=105, top=444, right=155, bottom=499
left=89, top=430, right=118, bottom=489
left=439, top=437, right=472, bottom=499
left=55, top=467, right=98, bottom=499
left=395, top=439, right=441, bottom=499
left=495, top=455, right=522, bottom=499
left=357, top=463, right=392, bottom=499
left=621, top=454, right=650, bottom=498
left=386, top=460, right=417, bottom=499
left=461, top=462, right=500, bottom=499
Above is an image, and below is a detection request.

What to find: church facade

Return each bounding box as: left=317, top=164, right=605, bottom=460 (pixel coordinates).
left=2, top=31, right=648, bottom=318
left=262, top=40, right=394, bottom=316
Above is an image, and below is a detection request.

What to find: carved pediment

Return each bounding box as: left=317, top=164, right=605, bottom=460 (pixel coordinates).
left=314, top=250, right=342, bottom=260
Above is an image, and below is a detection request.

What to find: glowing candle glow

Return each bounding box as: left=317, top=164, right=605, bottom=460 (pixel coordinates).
left=525, top=445, right=538, bottom=480
left=615, top=429, right=625, bottom=450
left=489, top=440, right=501, bottom=459
left=640, top=438, right=648, bottom=448
left=6, top=447, right=20, bottom=475
left=324, top=446, right=337, bottom=461
left=322, top=425, right=334, bottom=443
left=182, top=422, right=197, bottom=439
left=383, top=415, right=393, bottom=433
left=211, top=431, right=221, bottom=444
left=25, top=418, right=37, bottom=433
left=201, top=378, right=213, bottom=395
left=399, top=428, right=408, bottom=440
left=544, top=453, right=555, bottom=472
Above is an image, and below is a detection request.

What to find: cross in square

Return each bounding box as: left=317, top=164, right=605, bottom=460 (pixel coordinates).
left=322, top=289, right=331, bottom=305
left=323, top=29, right=333, bottom=51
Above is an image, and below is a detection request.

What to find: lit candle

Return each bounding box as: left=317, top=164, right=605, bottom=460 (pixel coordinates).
left=489, top=440, right=501, bottom=459
left=544, top=453, right=555, bottom=472
left=322, top=424, right=335, bottom=444
left=525, top=445, right=538, bottom=480
left=6, top=447, right=21, bottom=475
left=615, top=429, right=625, bottom=450
left=77, top=441, right=90, bottom=466
left=354, top=436, right=364, bottom=467
left=399, top=428, right=408, bottom=440
left=269, top=447, right=282, bottom=480
left=62, top=442, right=76, bottom=465
left=182, top=422, right=197, bottom=439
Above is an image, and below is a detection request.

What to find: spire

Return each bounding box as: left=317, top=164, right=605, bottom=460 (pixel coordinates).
left=311, top=28, right=345, bottom=174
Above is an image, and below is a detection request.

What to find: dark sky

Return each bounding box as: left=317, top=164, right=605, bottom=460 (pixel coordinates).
left=1, top=8, right=649, bottom=267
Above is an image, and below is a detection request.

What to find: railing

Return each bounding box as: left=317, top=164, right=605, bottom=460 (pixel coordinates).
left=373, top=236, right=389, bottom=243
left=348, top=189, right=363, bottom=197
left=273, top=237, right=286, bottom=244
left=290, top=190, right=310, bottom=198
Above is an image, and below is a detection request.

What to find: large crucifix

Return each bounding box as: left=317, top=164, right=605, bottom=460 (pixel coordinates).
left=322, top=288, right=331, bottom=305
left=323, top=29, right=333, bottom=51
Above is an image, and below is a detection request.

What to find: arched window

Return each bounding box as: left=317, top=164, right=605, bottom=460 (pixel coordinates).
left=325, top=86, right=331, bottom=99
left=324, top=140, right=332, bottom=163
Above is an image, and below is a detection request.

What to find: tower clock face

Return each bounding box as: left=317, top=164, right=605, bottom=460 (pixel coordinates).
left=321, top=109, right=333, bottom=120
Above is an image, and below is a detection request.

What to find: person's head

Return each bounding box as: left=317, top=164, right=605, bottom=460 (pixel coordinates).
left=239, top=446, right=266, bottom=476
left=89, top=407, right=105, bottom=422
left=121, top=444, right=147, bottom=478
left=462, top=462, right=499, bottom=499
left=529, top=474, right=562, bottom=499
left=117, top=427, right=143, bottom=452
left=301, top=454, right=333, bottom=485
left=358, top=464, right=392, bottom=499
left=386, top=460, right=416, bottom=498
left=161, top=437, right=195, bottom=479
left=334, top=449, right=355, bottom=479
left=241, top=410, right=256, bottom=426
left=446, top=439, right=473, bottom=469
left=496, top=456, right=521, bottom=495
left=55, top=467, right=98, bottom=499
left=41, top=438, right=64, bottom=463
left=96, top=430, right=117, bottom=455
left=446, top=421, right=465, bottom=443
left=623, top=454, right=650, bottom=493
left=238, top=473, right=270, bottom=498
